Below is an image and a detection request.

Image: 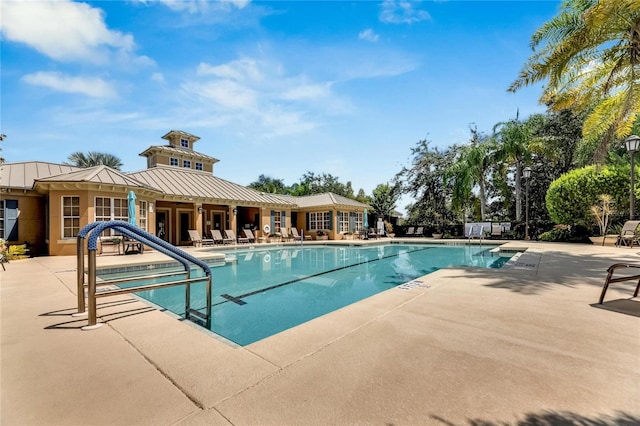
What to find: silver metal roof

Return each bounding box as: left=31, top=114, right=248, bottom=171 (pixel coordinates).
left=276, top=193, right=369, bottom=209
left=128, top=166, right=294, bottom=206
left=35, top=165, right=155, bottom=190
left=0, top=161, right=81, bottom=190
left=138, top=145, right=220, bottom=163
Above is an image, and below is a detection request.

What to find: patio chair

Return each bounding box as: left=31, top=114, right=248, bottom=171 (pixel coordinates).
left=405, top=227, right=415, bottom=237
left=290, top=227, right=311, bottom=241
left=414, top=227, right=424, bottom=237
left=368, top=228, right=379, bottom=239
left=243, top=228, right=256, bottom=243
left=226, top=229, right=249, bottom=244
left=0, top=252, right=8, bottom=271
left=598, top=263, right=640, bottom=303
left=280, top=227, right=292, bottom=242
left=188, top=230, right=214, bottom=247
left=211, top=229, right=232, bottom=245
left=615, top=220, right=640, bottom=247
left=491, top=224, right=502, bottom=239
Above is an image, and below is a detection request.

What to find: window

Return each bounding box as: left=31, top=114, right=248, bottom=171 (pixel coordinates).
left=309, top=212, right=330, bottom=230
left=0, top=200, right=4, bottom=239
left=139, top=201, right=148, bottom=232
left=170, top=157, right=179, bottom=166
left=62, top=196, right=80, bottom=238
left=95, top=197, right=127, bottom=236
left=182, top=160, right=191, bottom=168
left=180, top=138, right=189, bottom=148
left=273, top=211, right=282, bottom=232
left=195, top=162, right=203, bottom=171
left=338, top=212, right=350, bottom=233
left=354, top=212, right=363, bottom=231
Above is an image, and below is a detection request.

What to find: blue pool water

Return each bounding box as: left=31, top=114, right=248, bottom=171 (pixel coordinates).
left=107, top=244, right=511, bottom=346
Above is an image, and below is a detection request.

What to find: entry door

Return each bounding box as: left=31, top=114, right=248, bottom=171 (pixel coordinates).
left=213, top=213, right=224, bottom=231
left=156, top=210, right=169, bottom=242
left=179, top=212, right=191, bottom=245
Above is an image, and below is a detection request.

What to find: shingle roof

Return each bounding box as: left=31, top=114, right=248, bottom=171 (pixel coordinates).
left=139, top=145, right=220, bottom=163
left=36, top=165, right=155, bottom=190
left=0, top=161, right=81, bottom=190
left=127, top=165, right=294, bottom=206
left=276, top=193, right=369, bottom=209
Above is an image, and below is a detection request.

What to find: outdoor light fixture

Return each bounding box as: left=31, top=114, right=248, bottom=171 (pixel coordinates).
left=233, top=207, right=238, bottom=215
left=197, top=206, right=203, bottom=214
left=523, top=167, right=532, bottom=240
left=625, top=135, right=640, bottom=220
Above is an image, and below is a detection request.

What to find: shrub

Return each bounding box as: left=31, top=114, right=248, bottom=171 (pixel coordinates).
left=538, top=224, right=591, bottom=243
left=546, top=165, right=635, bottom=226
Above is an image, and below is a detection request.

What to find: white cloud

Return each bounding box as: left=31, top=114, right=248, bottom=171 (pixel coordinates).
left=0, top=0, right=144, bottom=65
left=183, top=79, right=258, bottom=110
left=359, top=29, right=379, bottom=43
left=379, top=0, right=431, bottom=24
left=22, top=71, right=117, bottom=98
left=134, top=0, right=250, bottom=14
left=151, top=72, right=165, bottom=83
left=281, top=84, right=331, bottom=101
left=197, top=58, right=264, bottom=82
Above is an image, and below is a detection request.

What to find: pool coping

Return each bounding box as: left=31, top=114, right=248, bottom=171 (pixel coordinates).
left=2, top=239, right=639, bottom=425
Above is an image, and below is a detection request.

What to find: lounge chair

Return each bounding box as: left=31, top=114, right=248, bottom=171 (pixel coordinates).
left=467, top=225, right=485, bottom=241
left=368, top=228, right=379, bottom=239
left=405, top=227, right=415, bottom=237
left=226, top=229, right=249, bottom=244
left=490, top=224, right=502, bottom=239
left=188, top=230, right=214, bottom=247
left=290, top=227, right=311, bottom=241
left=414, top=227, right=424, bottom=237
left=243, top=228, right=256, bottom=243
left=280, top=227, right=292, bottom=242
left=598, top=263, right=640, bottom=303
left=615, top=220, right=640, bottom=247
left=211, top=229, right=232, bottom=245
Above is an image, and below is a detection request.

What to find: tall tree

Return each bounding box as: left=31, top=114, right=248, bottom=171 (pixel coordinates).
left=396, top=139, right=456, bottom=224
left=446, top=127, right=496, bottom=220
left=369, top=183, right=400, bottom=222
left=299, top=171, right=355, bottom=198
left=65, top=151, right=123, bottom=170
left=509, top=0, right=640, bottom=162
left=493, top=113, right=535, bottom=221
left=248, top=174, right=288, bottom=194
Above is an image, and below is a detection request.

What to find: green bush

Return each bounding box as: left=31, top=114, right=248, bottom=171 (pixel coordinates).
left=537, top=224, right=591, bottom=243
left=546, top=165, right=636, bottom=226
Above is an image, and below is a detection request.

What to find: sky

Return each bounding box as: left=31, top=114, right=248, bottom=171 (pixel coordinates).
left=0, top=0, right=561, bottom=213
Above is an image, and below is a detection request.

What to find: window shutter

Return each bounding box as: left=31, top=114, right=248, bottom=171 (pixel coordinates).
left=282, top=211, right=286, bottom=228
left=306, top=212, right=310, bottom=230
left=270, top=210, right=275, bottom=234
left=5, top=200, right=18, bottom=241
left=336, top=211, right=341, bottom=232
left=349, top=212, right=355, bottom=232
left=328, top=211, right=333, bottom=230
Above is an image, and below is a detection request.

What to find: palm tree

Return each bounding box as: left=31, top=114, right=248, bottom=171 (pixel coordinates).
left=509, top=0, right=640, bottom=162
left=493, top=113, right=536, bottom=221
left=446, top=128, right=496, bottom=220
left=66, top=151, right=123, bottom=170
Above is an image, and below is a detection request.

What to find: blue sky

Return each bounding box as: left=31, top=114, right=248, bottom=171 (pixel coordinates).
left=1, top=0, right=560, bottom=212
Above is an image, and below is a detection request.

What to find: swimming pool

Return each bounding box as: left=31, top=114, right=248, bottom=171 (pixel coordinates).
left=107, top=243, right=512, bottom=346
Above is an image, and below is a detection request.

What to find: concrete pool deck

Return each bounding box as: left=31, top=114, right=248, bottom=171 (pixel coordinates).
left=1, top=239, right=639, bottom=425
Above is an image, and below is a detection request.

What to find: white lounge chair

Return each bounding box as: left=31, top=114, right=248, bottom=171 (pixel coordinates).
left=188, top=230, right=214, bottom=247
left=290, top=227, right=311, bottom=241
left=243, top=228, right=256, bottom=243
left=211, top=229, right=232, bottom=245
left=226, top=229, right=249, bottom=244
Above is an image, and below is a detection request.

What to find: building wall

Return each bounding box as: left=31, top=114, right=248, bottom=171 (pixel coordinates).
left=1, top=191, right=47, bottom=255
left=48, top=188, right=155, bottom=256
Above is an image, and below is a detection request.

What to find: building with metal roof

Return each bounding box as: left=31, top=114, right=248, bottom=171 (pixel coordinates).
left=0, top=131, right=369, bottom=256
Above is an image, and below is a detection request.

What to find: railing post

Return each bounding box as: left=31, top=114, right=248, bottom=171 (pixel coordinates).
left=82, top=249, right=103, bottom=330
left=185, top=269, right=191, bottom=321
left=206, top=275, right=211, bottom=330
left=76, top=236, right=86, bottom=314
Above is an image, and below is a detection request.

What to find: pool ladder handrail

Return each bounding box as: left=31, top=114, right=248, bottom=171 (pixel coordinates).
left=76, top=220, right=212, bottom=330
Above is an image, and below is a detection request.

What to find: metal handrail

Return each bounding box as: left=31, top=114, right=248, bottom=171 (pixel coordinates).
left=76, top=221, right=212, bottom=330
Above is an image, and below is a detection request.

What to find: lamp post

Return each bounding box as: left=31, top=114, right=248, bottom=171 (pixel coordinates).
left=523, top=167, right=532, bottom=240
left=625, top=135, right=640, bottom=220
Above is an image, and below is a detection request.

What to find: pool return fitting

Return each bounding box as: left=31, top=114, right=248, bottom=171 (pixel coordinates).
left=75, top=221, right=212, bottom=330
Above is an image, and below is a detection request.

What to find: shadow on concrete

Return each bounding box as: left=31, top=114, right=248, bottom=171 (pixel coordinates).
left=42, top=298, right=157, bottom=330
left=591, top=299, right=640, bottom=318
left=429, top=409, right=639, bottom=425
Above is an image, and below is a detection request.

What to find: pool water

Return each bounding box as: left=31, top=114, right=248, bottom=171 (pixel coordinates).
left=109, top=244, right=512, bottom=346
